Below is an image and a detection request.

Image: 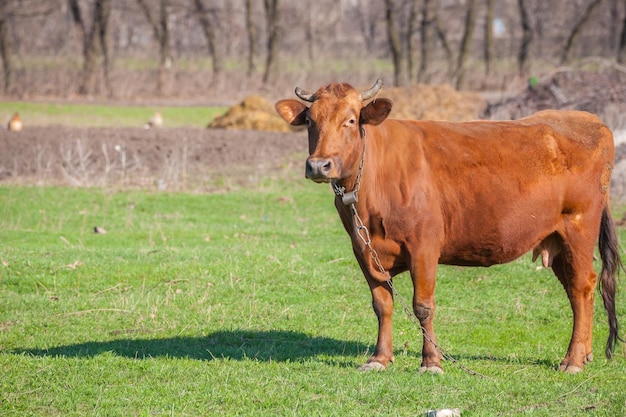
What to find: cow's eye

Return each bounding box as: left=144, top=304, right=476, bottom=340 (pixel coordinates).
left=345, top=118, right=356, bottom=127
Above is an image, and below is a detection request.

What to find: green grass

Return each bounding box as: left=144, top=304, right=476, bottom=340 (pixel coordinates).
left=1, top=184, right=625, bottom=416
left=0, top=102, right=227, bottom=128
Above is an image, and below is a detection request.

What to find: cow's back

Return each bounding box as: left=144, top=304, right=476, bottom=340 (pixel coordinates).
left=518, top=109, right=612, bottom=151
left=416, top=110, right=611, bottom=173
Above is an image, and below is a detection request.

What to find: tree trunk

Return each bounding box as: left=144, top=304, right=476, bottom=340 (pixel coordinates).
left=357, top=0, right=376, bottom=55
left=435, top=13, right=453, bottom=76
left=244, top=0, right=256, bottom=76
left=97, top=0, right=111, bottom=96
left=158, top=0, right=170, bottom=94
left=517, top=0, right=532, bottom=75
left=0, top=1, right=13, bottom=93
left=617, top=0, right=626, bottom=63
left=610, top=0, right=620, bottom=51
left=194, top=0, right=222, bottom=74
left=454, top=0, right=477, bottom=89
left=419, top=0, right=436, bottom=82
left=305, top=2, right=316, bottom=64
left=78, top=0, right=111, bottom=96
left=68, top=0, right=88, bottom=93
left=79, top=19, right=99, bottom=94
left=263, top=0, right=280, bottom=84
left=484, top=0, right=494, bottom=75
left=137, top=0, right=171, bottom=95
left=245, top=0, right=257, bottom=76
left=407, top=0, right=419, bottom=84
left=560, top=0, right=604, bottom=64
left=68, top=0, right=85, bottom=45
left=385, top=0, right=407, bottom=87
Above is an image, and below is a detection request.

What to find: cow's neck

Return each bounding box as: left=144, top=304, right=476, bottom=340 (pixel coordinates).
left=332, top=126, right=367, bottom=206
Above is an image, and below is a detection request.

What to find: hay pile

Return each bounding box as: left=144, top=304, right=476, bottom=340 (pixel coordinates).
left=209, top=85, right=487, bottom=132
left=382, top=84, right=487, bottom=122
left=208, top=95, right=291, bottom=132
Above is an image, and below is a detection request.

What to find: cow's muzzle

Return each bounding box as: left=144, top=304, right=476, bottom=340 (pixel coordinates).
left=305, top=157, right=334, bottom=182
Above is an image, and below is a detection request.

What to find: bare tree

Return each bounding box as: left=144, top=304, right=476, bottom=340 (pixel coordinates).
left=98, top=0, right=112, bottom=94
left=137, top=0, right=172, bottom=95
left=0, top=1, right=13, bottom=93
left=560, top=0, right=604, bottom=64
left=435, top=10, right=453, bottom=74
left=304, top=2, right=316, bottom=64
left=245, top=0, right=257, bottom=76
left=454, top=0, right=477, bottom=89
left=263, top=0, right=280, bottom=84
left=70, top=0, right=112, bottom=96
left=0, top=1, right=58, bottom=95
left=617, top=0, right=626, bottom=62
left=3, top=1, right=626, bottom=99
left=483, top=0, right=494, bottom=75
left=357, top=0, right=377, bottom=55
left=407, top=0, right=419, bottom=84
left=610, top=0, right=621, bottom=51
left=68, top=0, right=85, bottom=44
left=517, top=0, right=532, bottom=75
left=193, top=0, right=222, bottom=74
left=384, top=0, right=407, bottom=86
left=418, top=0, right=437, bottom=82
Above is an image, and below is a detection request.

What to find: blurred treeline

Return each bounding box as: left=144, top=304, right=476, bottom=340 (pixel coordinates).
left=0, top=0, right=624, bottom=100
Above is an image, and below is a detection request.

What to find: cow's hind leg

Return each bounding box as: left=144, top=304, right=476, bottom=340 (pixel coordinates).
left=550, top=232, right=597, bottom=374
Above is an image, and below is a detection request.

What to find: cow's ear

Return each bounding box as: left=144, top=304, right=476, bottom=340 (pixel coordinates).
left=360, top=99, right=392, bottom=126
left=275, top=100, right=308, bottom=126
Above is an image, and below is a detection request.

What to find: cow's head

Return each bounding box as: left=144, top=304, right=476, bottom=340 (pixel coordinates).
left=275, top=80, right=392, bottom=183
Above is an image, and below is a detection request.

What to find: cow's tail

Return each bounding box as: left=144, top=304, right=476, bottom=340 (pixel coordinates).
left=598, top=204, right=624, bottom=359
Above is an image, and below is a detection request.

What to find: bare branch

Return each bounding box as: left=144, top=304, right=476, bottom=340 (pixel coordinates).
left=560, top=0, right=605, bottom=64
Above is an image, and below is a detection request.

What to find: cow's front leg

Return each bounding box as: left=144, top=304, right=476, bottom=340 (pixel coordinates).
left=358, top=277, right=395, bottom=371
left=411, top=257, right=443, bottom=374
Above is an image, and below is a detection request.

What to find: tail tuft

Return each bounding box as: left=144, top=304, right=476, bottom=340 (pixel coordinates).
left=598, top=206, right=624, bottom=359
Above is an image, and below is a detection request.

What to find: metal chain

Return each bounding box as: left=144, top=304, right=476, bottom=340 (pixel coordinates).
left=334, top=125, right=488, bottom=378
left=333, top=126, right=366, bottom=205
left=352, top=128, right=367, bottom=195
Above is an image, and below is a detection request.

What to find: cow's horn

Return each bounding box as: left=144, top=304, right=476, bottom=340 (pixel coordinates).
left=295, top=86, right=315, bottom=102
left=359, top=79, right=383, bottom=101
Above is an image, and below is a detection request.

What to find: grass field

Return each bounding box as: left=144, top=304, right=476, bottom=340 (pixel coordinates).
left=1, top=183, right=625, bottom=416
left=0, top=101, right=226, bottom=129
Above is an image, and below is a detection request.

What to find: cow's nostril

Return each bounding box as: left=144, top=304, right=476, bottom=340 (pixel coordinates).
left=306, top=158, right=334, bottom=180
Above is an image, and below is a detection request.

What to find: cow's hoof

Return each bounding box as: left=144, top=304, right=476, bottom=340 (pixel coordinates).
left=585, top=353, right=594, bottom=363
left=558, top=363, right=583, bottom=374
left=357, top=361, right=386, bottom=372
left=419, top=365, right=444, bottom=374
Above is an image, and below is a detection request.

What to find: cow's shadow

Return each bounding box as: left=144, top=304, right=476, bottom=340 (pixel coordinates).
left=14, top=329, right=559, bottom=371
left=16, top=329, right=370, bottom=365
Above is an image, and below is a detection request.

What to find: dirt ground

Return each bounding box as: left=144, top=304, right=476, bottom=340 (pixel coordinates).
left=3, top=72, right=625, bottom=196
left=0, top=126, right=308, bottom=192
left=0, top=83, right=488, bottom=192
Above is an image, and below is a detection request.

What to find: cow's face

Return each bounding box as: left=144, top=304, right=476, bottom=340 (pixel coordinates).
left=276, top=80, right=392, bottom=183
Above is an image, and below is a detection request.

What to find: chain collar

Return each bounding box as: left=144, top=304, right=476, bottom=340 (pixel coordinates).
left=332, top=126, right=366, bottom=206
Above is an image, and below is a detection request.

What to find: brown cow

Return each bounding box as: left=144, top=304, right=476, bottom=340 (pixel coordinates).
left=275, top=79, right=623, bottom=374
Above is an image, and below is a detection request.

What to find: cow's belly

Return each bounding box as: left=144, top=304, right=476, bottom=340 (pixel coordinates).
left=437, top=199, right=564, bottom=267
left=438, top=243, right=532, bottom=267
